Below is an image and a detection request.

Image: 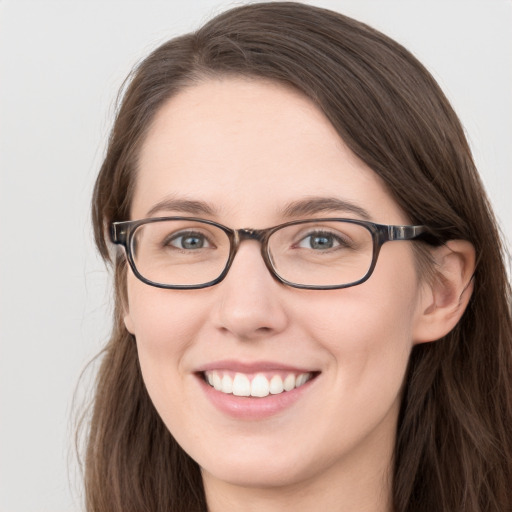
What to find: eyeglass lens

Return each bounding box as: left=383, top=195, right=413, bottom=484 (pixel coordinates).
left=129, top=219, right=374, bottom=288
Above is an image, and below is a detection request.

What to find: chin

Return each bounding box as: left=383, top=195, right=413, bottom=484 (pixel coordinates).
left=200, top=455, right=313, bottom=490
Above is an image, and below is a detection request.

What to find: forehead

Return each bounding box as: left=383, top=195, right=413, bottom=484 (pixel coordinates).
left=133, top=77, right=404, bottom=225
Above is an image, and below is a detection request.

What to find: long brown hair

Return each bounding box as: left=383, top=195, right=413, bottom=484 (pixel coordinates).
left=85, top=3, right=512, bottom=511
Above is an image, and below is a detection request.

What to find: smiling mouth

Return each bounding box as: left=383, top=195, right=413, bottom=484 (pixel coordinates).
left=202, top=370, right=318, bottom=398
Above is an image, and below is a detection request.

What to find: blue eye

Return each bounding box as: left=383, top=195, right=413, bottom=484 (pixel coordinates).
left=168, top=232, right=211, bottom=250
left=298, top=232, right=341, bottom=250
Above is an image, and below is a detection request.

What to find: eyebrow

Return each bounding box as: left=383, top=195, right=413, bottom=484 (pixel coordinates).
left=145, top=195, right=372, bottom=221
left=146, top=196, right=218, bottom=217
left=281, top=196, right=372, bottom=220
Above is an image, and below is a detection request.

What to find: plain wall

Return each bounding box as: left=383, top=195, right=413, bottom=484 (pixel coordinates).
left=0, top=1, right=510, bottom=510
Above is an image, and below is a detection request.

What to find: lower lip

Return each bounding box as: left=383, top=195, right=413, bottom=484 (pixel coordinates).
left=196, top=374, right=317, bottom=420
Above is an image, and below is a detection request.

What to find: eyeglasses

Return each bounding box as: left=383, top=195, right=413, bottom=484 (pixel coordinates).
left=111, top=217, right=433, bottom=290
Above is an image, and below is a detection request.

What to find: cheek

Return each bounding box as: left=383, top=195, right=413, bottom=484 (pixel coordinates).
left=301, top=252, right=421, bottom=402
left=123, top=279, right=216, bottom=452
left=125, top=275, right=205, bottom=352
left=124, top=276, right=207, bottom=405
left=303, top=275, right=418, bottom=348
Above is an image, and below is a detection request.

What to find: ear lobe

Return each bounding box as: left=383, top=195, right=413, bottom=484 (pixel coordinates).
left=124, top=311, right=135, bottom=335
left=413, top=240, right=475, bottom=344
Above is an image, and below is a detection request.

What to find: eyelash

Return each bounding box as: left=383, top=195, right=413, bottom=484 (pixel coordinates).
left=164, top=231, right=213, bottom=250
left=294, top=230, right=353, bottom=250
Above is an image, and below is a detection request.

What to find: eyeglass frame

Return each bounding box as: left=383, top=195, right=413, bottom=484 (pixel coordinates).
left=110, top=216, right=435, bottom=290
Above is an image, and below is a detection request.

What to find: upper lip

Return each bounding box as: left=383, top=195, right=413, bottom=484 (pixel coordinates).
left=195, top=359, right=318, bottom=374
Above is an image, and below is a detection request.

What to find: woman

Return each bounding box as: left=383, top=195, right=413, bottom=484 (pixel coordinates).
left=85, top=2, right=512, bottom=511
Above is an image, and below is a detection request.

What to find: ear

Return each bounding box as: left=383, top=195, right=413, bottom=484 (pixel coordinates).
left=124, top=311, right=135, bottom=335
left=413, top=240, right=475, bottom=344
left=122, top=284, right=135, bottom=334
left=117, top=258, right=135, bottom=335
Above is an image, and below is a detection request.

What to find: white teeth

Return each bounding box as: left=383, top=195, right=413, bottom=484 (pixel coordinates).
left=269, top=375, right=284, bottom=394
left=251, top=374, right=270, bottom=397
left=221, top=374, right=233, bottom=394
left=212, top=372, right=222, bottom=391
left=232, top=373, right=251, bottom=396
left=283, top=374, right=295, bottom=392
left=296, top=373, right=308, bottom=387
left=204, top=370, right=313, bottom=397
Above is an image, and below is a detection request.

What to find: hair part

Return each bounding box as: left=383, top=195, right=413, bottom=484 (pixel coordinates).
left=85, top=3, right=512, bottom=511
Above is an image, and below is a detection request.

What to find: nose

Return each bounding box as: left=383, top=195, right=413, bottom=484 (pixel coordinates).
left=212, top=240, right=289, bottom=340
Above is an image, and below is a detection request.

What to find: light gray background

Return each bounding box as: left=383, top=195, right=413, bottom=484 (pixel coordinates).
left=1, top=1, right=511, bottom=510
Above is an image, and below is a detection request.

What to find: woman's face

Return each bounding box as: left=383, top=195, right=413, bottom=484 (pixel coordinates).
left=124, top=78, right=428, bottom=494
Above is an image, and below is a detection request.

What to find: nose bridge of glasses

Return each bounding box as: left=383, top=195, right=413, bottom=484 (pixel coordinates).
left=234, top=228, right=273, bottom=259
left=230, top=228, right=276, bottom=278
left=235, top=228, right=267, bottom=243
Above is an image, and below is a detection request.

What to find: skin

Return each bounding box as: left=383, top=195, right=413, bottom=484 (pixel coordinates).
left=123, top=77, right=473, bottom=512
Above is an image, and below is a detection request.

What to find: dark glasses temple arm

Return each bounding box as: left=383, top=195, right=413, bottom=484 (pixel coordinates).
left=387, top=224, right=438, bottom=244
left=111, top=222, right=130, bottom=245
